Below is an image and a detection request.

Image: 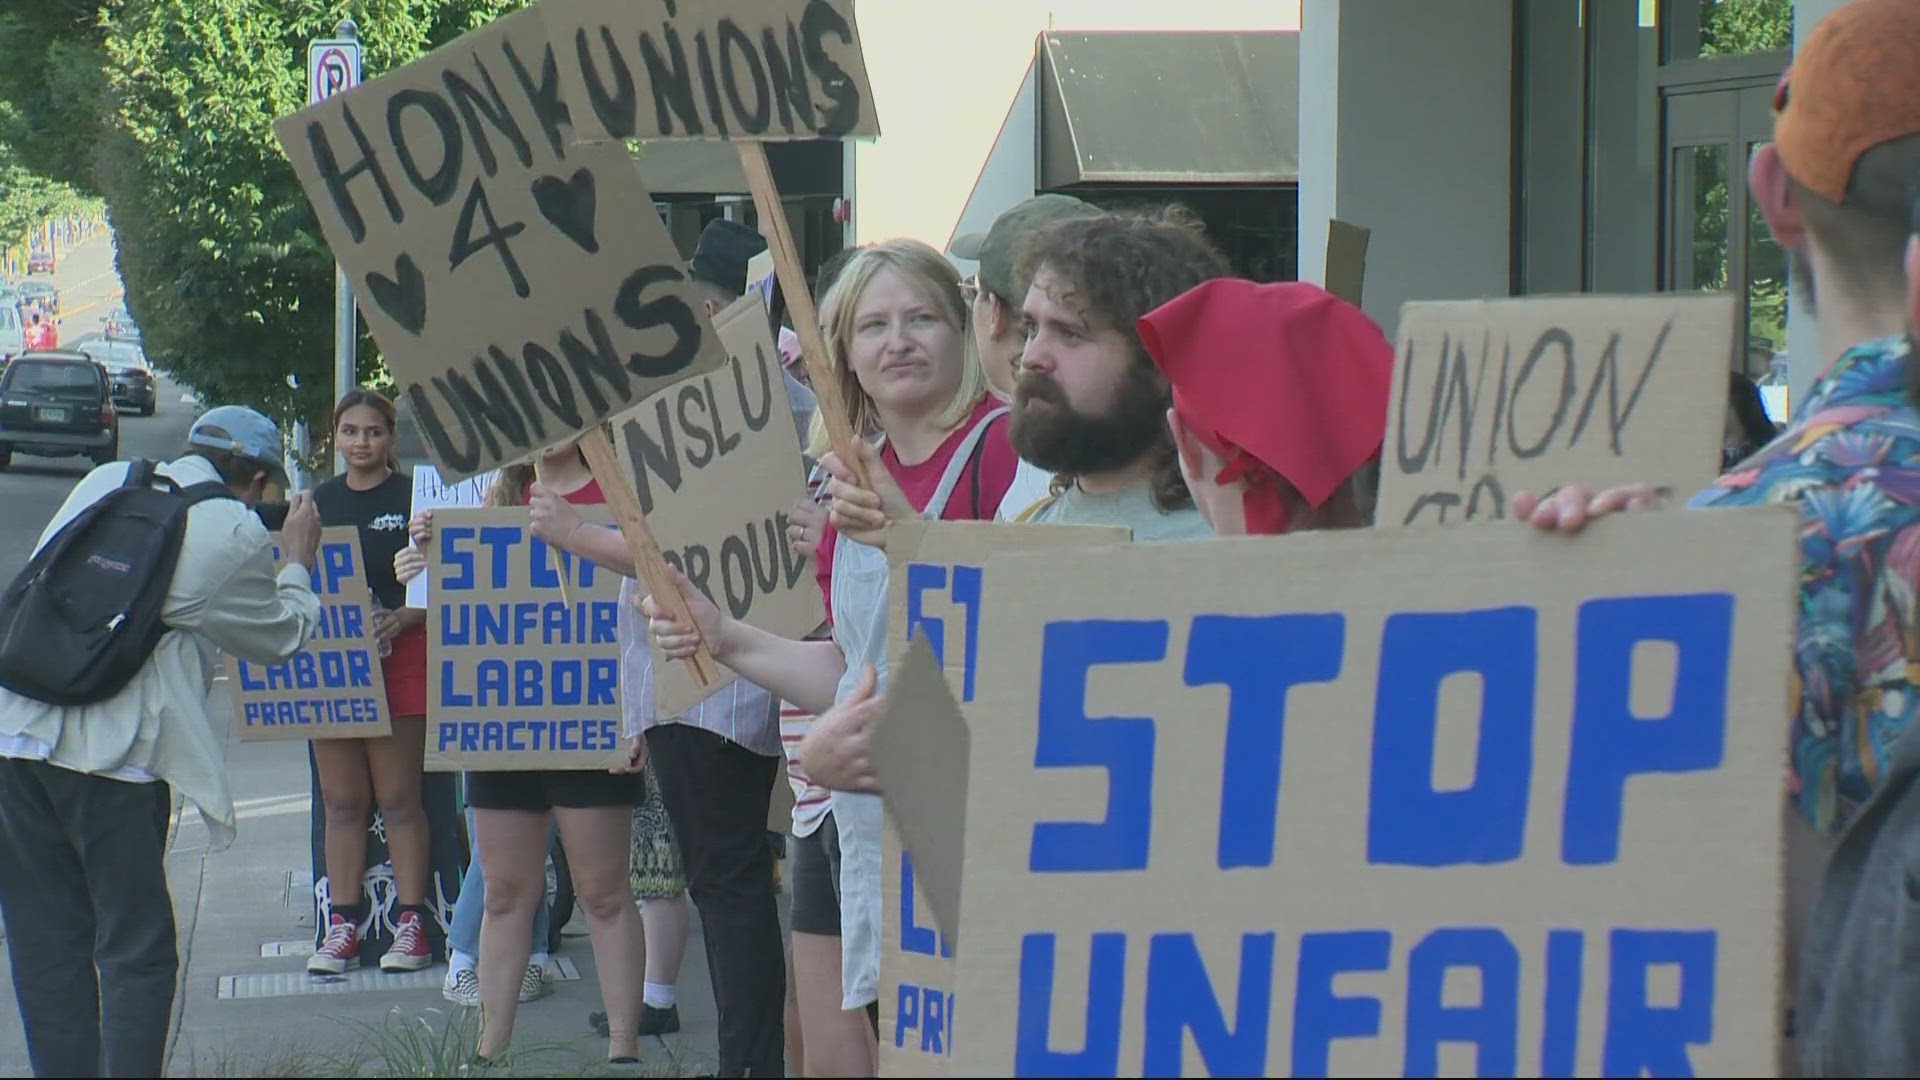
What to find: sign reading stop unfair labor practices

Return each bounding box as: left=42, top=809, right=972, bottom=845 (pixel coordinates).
left=939, top=510, right=1796, bottom=1078
left=229, top=527, right=392, bottom=741
left=426, top=507, right=627, bottom=772
left=275, top=7, right=729, bottom=485
left=308, top=37, right=362, bottom=106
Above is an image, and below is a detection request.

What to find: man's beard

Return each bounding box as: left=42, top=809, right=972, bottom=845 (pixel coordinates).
left=1009, top=363, right=1169, bottom=475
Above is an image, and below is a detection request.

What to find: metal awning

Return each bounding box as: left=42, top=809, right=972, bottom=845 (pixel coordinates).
left=1037, top=31, right=1298, bottom=189
left=631, top=140, right=844, bottom=198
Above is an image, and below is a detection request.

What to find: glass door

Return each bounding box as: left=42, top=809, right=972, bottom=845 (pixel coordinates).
left=1661, top=81, right=1786, bottom=376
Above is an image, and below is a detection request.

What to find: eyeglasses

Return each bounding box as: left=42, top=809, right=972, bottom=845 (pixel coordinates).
left=958, top=276, right=979, bottom=305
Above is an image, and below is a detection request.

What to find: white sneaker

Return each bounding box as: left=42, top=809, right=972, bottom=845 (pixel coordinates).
left=518, top=962, right=552, bottom=1003
left=442, top=967, right=480, bottom=1007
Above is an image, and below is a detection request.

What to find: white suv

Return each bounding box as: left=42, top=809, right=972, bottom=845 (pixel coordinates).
left=0, top=304, right=23, bottom=364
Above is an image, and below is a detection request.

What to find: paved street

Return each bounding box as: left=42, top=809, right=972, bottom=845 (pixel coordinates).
left=0, top=236, right=732, bottom=1077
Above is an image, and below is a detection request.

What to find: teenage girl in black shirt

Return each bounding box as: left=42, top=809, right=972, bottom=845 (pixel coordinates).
left=304, top=389, right=435, bottom=975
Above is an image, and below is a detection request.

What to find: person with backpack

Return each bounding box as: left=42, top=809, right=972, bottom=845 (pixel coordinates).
left=0, top=404, right=323, bottom=1078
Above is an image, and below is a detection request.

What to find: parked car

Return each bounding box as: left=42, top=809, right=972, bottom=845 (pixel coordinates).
left=103, top=303, right=141, bottom=343
left=0, top=304, right=22, bottom=366
left=80, top=339, right=156, bottom=416
left=0, top=351, right=118, bottom=469
left=18, top=280, right=58, bottom=316
left=26, top=250, right=54, bottom=275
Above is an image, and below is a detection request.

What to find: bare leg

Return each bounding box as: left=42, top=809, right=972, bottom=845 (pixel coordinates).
left=311, top=740, right=372, bottom=906
left=639, top=892, right=691, bottom=989
left=365, top=717, right=430, bottom=906
left=472, top=808, right=548, bottom=1060
left=556, top=806, right=647, bottom=1062
left=793, top=931, right=875, bottom=1077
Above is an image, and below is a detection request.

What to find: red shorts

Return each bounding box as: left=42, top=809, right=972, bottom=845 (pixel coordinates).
left=383, top=622, right=428, bottom=718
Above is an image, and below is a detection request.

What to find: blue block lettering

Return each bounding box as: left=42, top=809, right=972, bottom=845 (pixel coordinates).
left=440, top=527, right=477, bottom=590
left=1404, top=928, right=1520, bottom=1077
left=951, top=565, right=983, bottom=701
left=1292, top=930, right=1389, bottom=1076
left=1142, top=932, right=1275, bottom=1077
left=1564, top=594, right=1732, bottom=865
left=321, top=541, right=353, bottom=594
left=899, top=854, right=950, bottom=958
left=905, top=564, right=948, bottom=664
left=1603, top=930, right=1715, bottom=1077
left=1541, top=929, right=1584, bottom=1077
left=1184, top=613, right=1344, bottom=869
left=1029, top=620, right=1167, bottom=873
left=896, top=983, right=920, bottom=1048
left=1014, top=932, right=1124, bottom=1078
left=1368, top=607, right=1537, bottom=866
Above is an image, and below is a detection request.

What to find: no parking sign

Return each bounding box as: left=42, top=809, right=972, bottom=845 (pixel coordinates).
left=307, top=38, right=361, bottom=106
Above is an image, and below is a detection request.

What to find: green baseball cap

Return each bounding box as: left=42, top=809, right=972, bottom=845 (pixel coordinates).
left=950, top=194, right=1100, bottom=303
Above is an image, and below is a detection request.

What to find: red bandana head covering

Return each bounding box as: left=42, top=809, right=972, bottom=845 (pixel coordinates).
left=1137, top=279, right=1394, bottom=534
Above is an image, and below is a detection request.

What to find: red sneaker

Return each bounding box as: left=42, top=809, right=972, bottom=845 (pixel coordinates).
left=307, top=913, right=359, bottom=974
left=380, top=909, right=433, bottom=972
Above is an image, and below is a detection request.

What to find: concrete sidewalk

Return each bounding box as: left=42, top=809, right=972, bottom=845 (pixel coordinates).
left=0, top=681, right=736, bottom=1078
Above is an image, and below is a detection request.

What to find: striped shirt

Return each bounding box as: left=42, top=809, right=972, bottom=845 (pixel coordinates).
left=618, top=576, right=783, bottom=758
left=780, top=699, right=833, bottom=837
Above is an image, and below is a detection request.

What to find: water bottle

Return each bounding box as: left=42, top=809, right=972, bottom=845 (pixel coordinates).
left=369, top=599, right=394, bottom=659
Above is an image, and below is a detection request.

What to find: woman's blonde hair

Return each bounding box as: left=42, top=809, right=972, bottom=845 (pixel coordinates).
left=804, top=239, right=989, bottom=458
left=483, top=441, right=587, bottom=507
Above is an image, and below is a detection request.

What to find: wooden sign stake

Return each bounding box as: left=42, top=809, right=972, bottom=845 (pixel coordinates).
left=577, top=426, right=719, bottom=686
left=736, top=141, right=869, bottom=488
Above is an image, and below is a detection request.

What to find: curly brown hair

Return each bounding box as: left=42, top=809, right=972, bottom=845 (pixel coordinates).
left=1015, top=205, right=1230, bottom=511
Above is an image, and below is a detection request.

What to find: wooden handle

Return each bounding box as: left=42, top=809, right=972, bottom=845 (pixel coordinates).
left=577, top=427, right=718, bottom=686
left=736, top=141, right=869, bottom=488
left=531, top=459, right=572, bottom=608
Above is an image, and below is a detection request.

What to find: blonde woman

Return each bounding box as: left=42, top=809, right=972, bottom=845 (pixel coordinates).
left=645, top=239, right=1016, bottom=1074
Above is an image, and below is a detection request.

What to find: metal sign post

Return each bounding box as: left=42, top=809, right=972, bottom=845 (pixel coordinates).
left=308, top=21, right=362, bottom=480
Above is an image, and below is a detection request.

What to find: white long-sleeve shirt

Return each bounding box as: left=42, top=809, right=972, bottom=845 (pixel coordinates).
left=0, top=455, right=321, bottom=848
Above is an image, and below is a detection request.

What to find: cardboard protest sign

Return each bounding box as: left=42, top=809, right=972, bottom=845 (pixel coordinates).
left=875, top=521, right=1128, bottom=1077
left=1377, top=294, right=1734, bottom=527
left=613, top=293, right=823, bottom=717
left=425, top=506, right=628, bottom=771
left=540, top=0, right=881, bottom=143
left=274, top=7, right=728, bottom=484
left=405, top=464, right=498, bottom=608
left=230, top=527, right=392, bottom=741
left=933, top=510, right=1794, bottom=1077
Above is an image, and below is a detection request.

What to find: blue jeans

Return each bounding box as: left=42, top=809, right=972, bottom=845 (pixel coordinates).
left=449, top=808, right=555, bottom=960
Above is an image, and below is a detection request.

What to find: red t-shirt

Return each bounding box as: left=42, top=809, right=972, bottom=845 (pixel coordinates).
left=523, top=475, right=606, bottom=506
left=815, top=398, right=1016, bottom=613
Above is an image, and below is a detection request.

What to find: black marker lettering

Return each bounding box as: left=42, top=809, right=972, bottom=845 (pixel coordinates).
left=679, top=383, right=716, bottom=468
left=692, top=30, right=730, bottom=138
left=718, top=19, right=771, bottom=135
left=502, top=38, right=573, bottom=157
left=558, top=309, right=632, bottom=419
left=733, top=346, right=772, bottom=432
left=639, top=25, right=704, bottom=136
left=443, top=60, right=532, bottom=175
left=775, top=510, right=809, bottom=588
left=1506, top=328, right=1576, bottom=460
left=621, top=401, right=681, bottom=516
left=1569, top=321, right=1669, bottom=455
left=761, top=23, right=815, bottom=134
left=407, top=380, right=481, bottom=477
left=614, top=264, right=704, bottom=378
left=801, top=0, right=862, bottom=137
left=386, top=88, right=464, bottom=206
left=449, top=365, right=532, bottom=461
left=704, top=375, right=741, bottom=456
left=748, top=515, right=783, bottom=595
left=306, top=107, right=402, bottom=243
left=522, top=343, right=583, bottom=431
left=576, top=26, right=638, bottom=139
left=448, top=178, right=530, bottom=297
left=488, top=344, right=548, bottom=445
left=719, top=534, right=754, bottom=619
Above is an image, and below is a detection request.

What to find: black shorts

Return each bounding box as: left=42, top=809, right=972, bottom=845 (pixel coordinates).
left=789, top=810, right=844, bottom=936
left=465, top=769, right=645, bottom=812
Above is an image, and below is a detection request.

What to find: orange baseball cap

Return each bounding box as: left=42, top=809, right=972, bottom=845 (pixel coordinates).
left=1774, top=0, right=1920, bottom=206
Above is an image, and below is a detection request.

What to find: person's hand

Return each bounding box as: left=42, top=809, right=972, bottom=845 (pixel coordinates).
left=528, top=482, right=585, bottom=549
left=409, top=509, right=434, bottom=547
left=609, top=733, right=650, bottom=775
left=1511, top=483, right=1667, bottom=535
left=787, top=498, right=826, bottom=561
left=393, top=545, right=427, bottom=586
left=822, top=442, right=916, bottom=550
left=371, top=606, right=425, bottom=643
left=281, top=493, right=322, bottom=570
left=638, top=566, right=729, bottom=660
left=799, top=665, right=883, bottom=793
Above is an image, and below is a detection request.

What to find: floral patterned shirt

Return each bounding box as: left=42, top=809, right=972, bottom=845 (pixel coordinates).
left=1690, top=334, right=1920, bottom=838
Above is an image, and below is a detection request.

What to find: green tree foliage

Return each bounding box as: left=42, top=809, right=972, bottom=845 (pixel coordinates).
left=1700, top=0, right=1794, bottom=58
left=0, top=1, right=527, bottom=441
